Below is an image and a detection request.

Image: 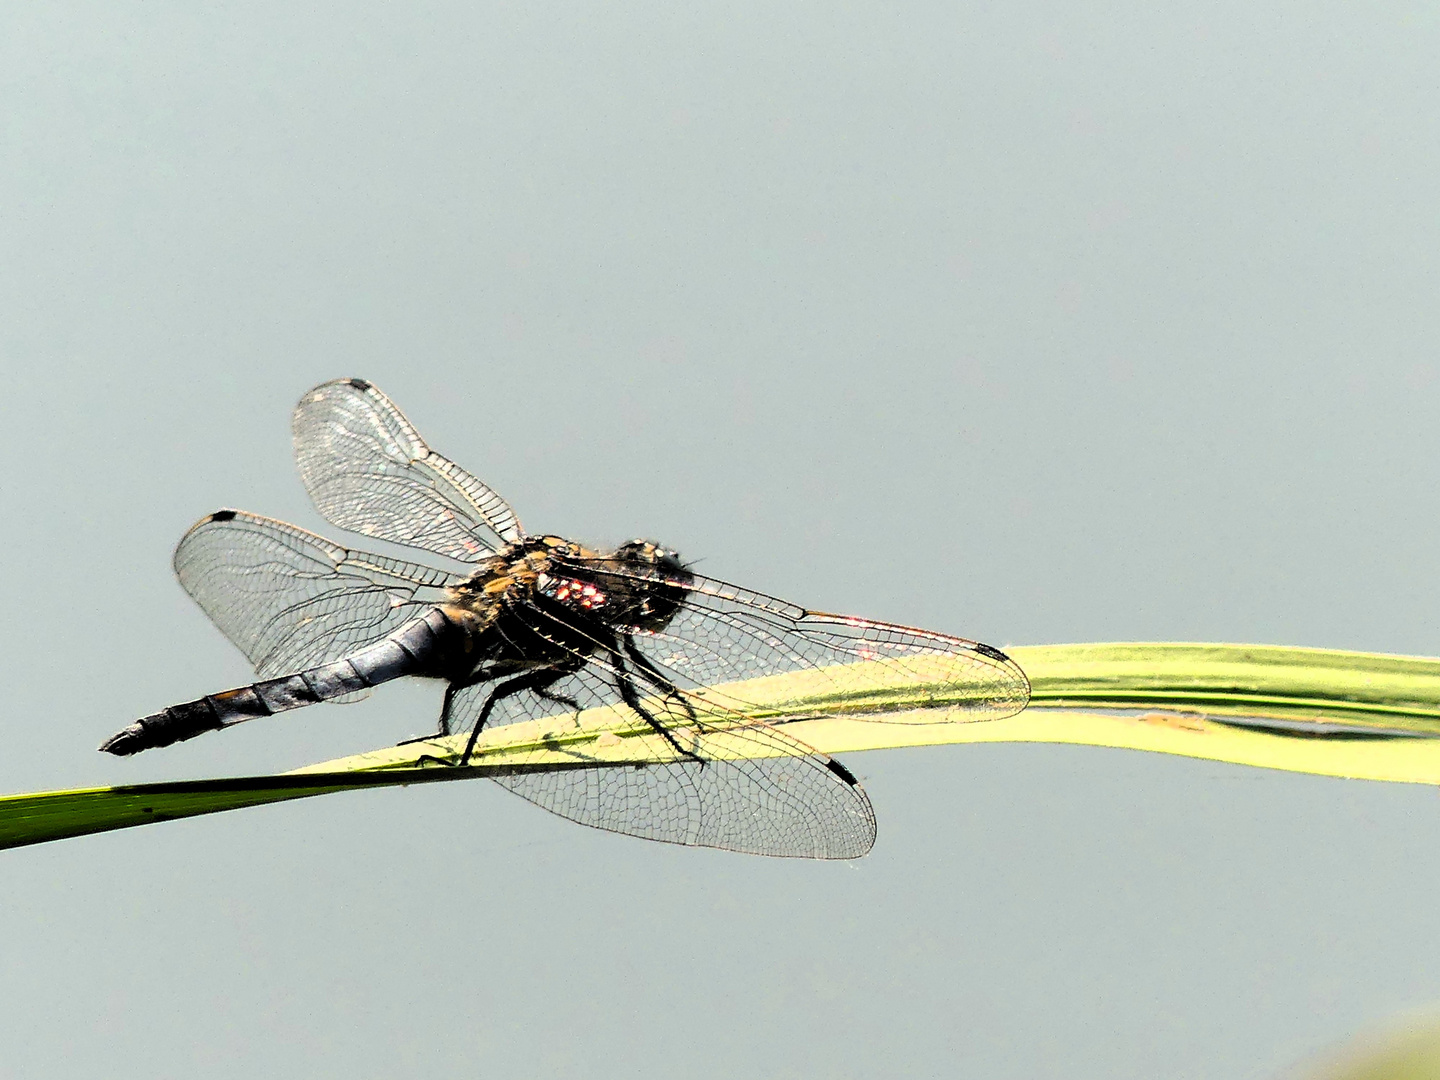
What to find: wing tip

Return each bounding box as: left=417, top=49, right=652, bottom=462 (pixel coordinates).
left=299, top=377, right=375, bottom=403
left=174, top=508, right=245, bottom=556
left=972, top=641, right=1008, bottom=663
left=971, top=641, right=1033, bottom=702
left=824, top=757, right=860, bottom=786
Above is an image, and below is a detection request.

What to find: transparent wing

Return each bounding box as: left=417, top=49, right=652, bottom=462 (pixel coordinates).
left=556, top=557, right=1032, bottom=725
left=292, top=378, right=523, bottom=561
left=439, top=564, right=1025, bottom=856
left=447, top=624, right=876, bottom=858
left=173, top=510, right=461, bottom=686
left=496, top=730, right=877, bottom=859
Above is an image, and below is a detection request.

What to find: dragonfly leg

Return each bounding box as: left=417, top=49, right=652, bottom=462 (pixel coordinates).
left=432, top=664, right=514, bottom=736
left=393, top=666, right=503, bottom=753
left=459, top=664, right=580, bottom=765
left=532, top=684, right=583, bottom=724
left=621, top=634, right=697, bottom=724
left=609, top=639, right=702, bottom=764
left=437, top=681, right=465, bottom=737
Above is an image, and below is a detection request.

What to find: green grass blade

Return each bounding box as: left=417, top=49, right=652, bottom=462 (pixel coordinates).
left=0, top=764, right=595, bottom=852
left=1017, top=642, right=1440, bottom=732
left=8, top=641, right=1440, bottom=852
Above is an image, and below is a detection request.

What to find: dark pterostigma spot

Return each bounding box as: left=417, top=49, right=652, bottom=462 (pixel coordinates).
left=209, top=509, right=238, bottom=522
left=973, top=642, right=1009, bottom=662
left=825, top=758, right=859, bottom=785
left=348, top=378, right=372, bottom=390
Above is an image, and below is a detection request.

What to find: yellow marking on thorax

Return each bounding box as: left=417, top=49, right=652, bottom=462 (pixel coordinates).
left=437, top=602, right=492, bottom=640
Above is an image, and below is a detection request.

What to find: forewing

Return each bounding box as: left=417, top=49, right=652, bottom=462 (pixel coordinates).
left=173, top=511, right=460, bottom=686
left=558, top=559, right=1032, bottom=724
left=292, top=378, right=523, bottom=561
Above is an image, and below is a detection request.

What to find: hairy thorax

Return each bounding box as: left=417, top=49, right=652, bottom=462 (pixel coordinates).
left=440, top=535, right=600, bottom=634
left=439, top=535, right=692, bottom=647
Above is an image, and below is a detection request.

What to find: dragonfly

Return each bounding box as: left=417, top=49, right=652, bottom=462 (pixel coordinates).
left=100, top=378, right=1030, bottom=858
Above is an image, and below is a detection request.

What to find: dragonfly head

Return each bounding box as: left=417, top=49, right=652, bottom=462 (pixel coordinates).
left=614, top=540, right=688, bottom=577
left=588, top=540, right=694, bottom=633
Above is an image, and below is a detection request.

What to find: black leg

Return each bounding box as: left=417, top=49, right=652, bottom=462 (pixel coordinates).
left=460, top=665, right=580, bottom=765
left=437, top=683, right=460, bottom=737
left=607, top=641, right=703, bottom=764
left=621, top=634, right=697, bottom=724
left=533, top=685, right=583, bottom=722
left=393, top=686, right=468, bottom=747
left=395, top=665, right=505, bottom=749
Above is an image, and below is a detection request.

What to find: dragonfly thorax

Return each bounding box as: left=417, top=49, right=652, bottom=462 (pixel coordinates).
left=442, top=536, right=692, bottom=635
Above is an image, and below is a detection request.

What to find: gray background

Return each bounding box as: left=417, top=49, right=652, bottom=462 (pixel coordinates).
left=2, top=3, right=1438, bottom=1077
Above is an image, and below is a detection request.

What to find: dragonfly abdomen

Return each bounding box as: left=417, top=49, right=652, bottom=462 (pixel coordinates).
left=99, top=607, right=472, bottom=755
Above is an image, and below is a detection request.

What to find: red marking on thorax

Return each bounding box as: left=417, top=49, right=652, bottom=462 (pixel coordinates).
left=549, top=578, right=608, bottom=609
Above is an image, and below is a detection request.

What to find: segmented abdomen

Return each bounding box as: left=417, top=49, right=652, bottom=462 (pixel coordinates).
left=100, top=607, right=468, bottom=755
